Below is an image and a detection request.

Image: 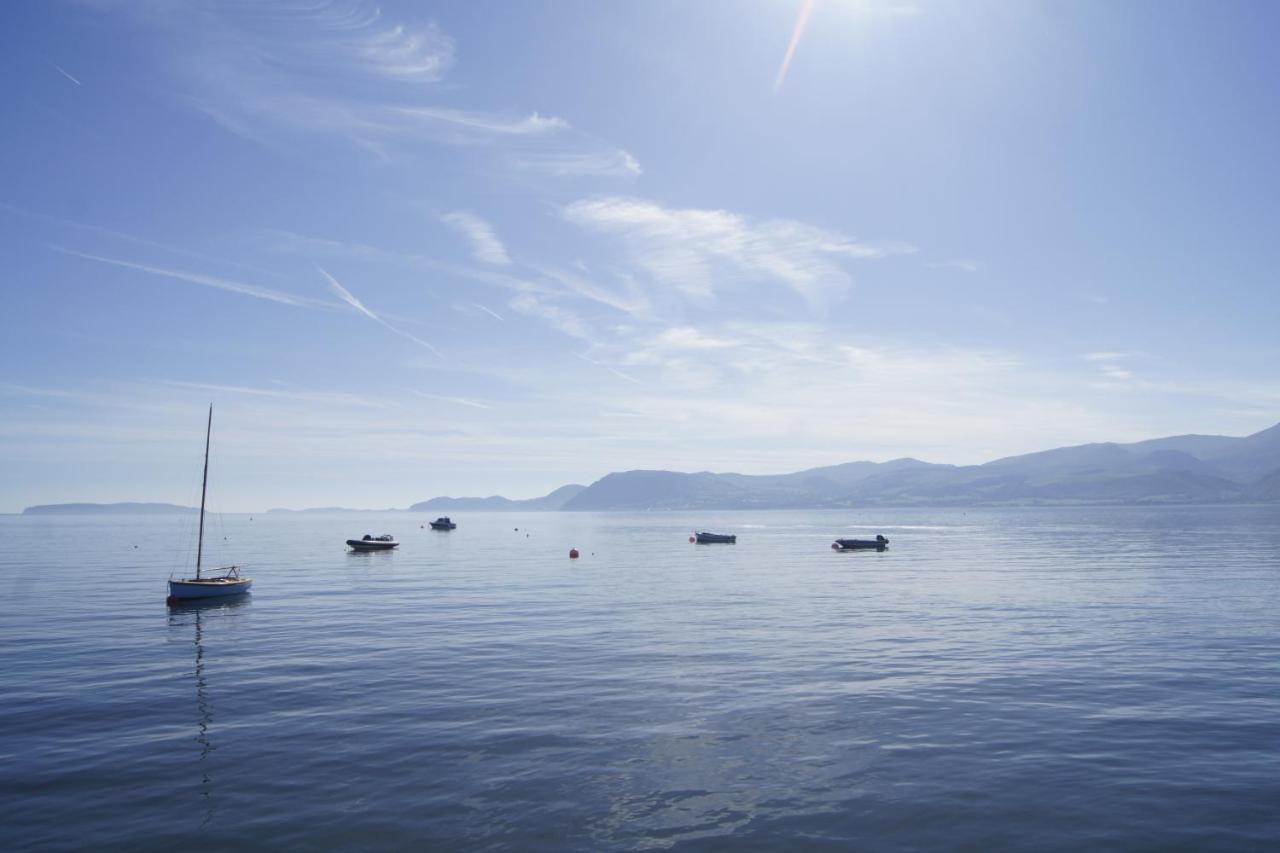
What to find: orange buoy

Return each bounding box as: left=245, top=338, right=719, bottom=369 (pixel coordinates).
left=569, top=548, right=579, bottom=559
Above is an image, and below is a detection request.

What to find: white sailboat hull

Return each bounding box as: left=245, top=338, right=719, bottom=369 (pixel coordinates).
left=168, top=577, right=253, bottom=600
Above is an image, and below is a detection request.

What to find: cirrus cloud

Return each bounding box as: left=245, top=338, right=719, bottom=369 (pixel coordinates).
left=563, top=197, right=915, bottom=311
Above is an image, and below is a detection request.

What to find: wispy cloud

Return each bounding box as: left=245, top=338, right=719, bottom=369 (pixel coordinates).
left=1084, top=351, right=1141, bottom=383
left=563, top=196, right=915, bottom=310
left=316, top=266, right=443, bottom=357
left=509, top=293, right=593, bottom=341
left=347, top=19, right=454, bottom=81
left=160, top=380, right=391, bottom=408
left=51, top=245, right=324, bottom=308
left=101, top=0, right=633, bottom=178
left=413, top=391, right=493, bottom=410
left=2, top=202, right=281, bottom=279
left=396, top=107, right=567, bottom=136
left=441, top=212, right=511, bottom=265
left=1099, top=365, right=1135, bottom=381
left=265, top=229, right=553, bottom=299
left=508, top=147, right=642, bottom=178
left=196, top=2, right=455, bottom=85
left=644, top=326, right=741, bottom=354
left=0, top=382, right=102, bottom=402
left=532, top=264, right=652, bottom=319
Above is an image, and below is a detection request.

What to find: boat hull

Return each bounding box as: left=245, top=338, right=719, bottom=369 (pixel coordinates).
left=832, top=538, right=888, bottom=551
left=167, top=577, right=253, bottom=600
left=695, top=532, right=736, bottom=544
left=429, top=523, right=455, bottom=530
left=347, top=540, right=399, bottom=550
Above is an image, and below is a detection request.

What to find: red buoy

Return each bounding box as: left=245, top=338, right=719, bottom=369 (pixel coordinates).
left=689, top=535, right=696, bottom=543
left=569, top=548, right=579, bottom=559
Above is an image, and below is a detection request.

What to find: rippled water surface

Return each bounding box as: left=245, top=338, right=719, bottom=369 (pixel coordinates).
left=2, top=506, right=1279, bottom=850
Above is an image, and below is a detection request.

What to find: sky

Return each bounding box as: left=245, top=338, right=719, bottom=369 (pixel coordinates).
left=2, top=0, right=1278, bottom=512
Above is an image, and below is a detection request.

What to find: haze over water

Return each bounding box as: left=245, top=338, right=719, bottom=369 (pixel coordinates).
left=2, top=505, right=1278, bottom=849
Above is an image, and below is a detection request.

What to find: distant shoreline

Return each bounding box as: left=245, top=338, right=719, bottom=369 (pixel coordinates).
left=15, top=499, right=1280, bottom=516
left=16, top=420, right=1280, bottom=515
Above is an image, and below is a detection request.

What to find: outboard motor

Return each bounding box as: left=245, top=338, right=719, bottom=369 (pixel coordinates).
left=876, top=534, right=888, bottom=544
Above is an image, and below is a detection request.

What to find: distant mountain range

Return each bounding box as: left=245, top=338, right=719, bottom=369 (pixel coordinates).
left=557, top=422, right=1280, bottom=510
left=22, top=422, right=1280, bottom=513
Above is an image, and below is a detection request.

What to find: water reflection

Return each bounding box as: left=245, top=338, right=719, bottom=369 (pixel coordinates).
left=345, top=548, right=398, bottom=562
left=167, top=596, right=250, bottom=829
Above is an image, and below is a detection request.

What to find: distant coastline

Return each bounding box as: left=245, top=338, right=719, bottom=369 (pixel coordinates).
left=22, top=502, right=198, bottom=515
left=21, top=421, right=1280, bottom=514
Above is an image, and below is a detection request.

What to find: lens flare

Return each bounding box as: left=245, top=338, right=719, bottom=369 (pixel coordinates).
left=773, top=0, right=817, bottom=92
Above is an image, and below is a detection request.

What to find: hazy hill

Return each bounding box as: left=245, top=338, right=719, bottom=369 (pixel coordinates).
left=1246, top=467, right=1280, bottom=500
left=410, top=484, right=586, bottom=512
left=1199, top=422, right=1280, bottom=481
left=22, top=502, right=196, bottom=515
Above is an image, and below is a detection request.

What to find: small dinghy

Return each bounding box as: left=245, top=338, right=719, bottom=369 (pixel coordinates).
left=695, top=531, right=737, bottom=544
left=832, top=535, right=889, bottom=552
left=429, top=517, right=456, bottom=530
left=347, top=534, right=398, bottom=551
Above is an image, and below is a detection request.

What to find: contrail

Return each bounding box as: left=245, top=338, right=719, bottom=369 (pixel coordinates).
left=52, top=245, right=317, bottom=307
left=574, top=352, right=642, bottom=385
left=774, top=0, right=817, bottom=92
left=316, top=265, right=444, bottom=358
left=50, top=62, right=81, bottom=86
left=471, top=302, right=505, bottom=322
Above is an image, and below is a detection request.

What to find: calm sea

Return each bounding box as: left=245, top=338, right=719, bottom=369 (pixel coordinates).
left=2, top=506, right=1278, bottom=850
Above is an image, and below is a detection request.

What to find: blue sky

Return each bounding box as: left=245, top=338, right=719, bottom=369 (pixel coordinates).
left=2, top=0, right=1278, bottom=511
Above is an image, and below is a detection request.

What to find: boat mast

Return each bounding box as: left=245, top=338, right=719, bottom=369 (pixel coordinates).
left=195, top=404, right=212, bottom=579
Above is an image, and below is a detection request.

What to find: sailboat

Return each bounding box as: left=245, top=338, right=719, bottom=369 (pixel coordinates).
left=167, top=405, right=253, bottom=603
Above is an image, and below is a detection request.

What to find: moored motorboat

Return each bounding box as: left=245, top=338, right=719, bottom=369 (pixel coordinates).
left=429, top=517, right=456, bottom=530
left=347, top=534, right=398, bottom=551
left=167, top=406, right=253, bottom=603
left=695, top=531, right=736, bottom=544
left=832, top=535, right=889, bottom=551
